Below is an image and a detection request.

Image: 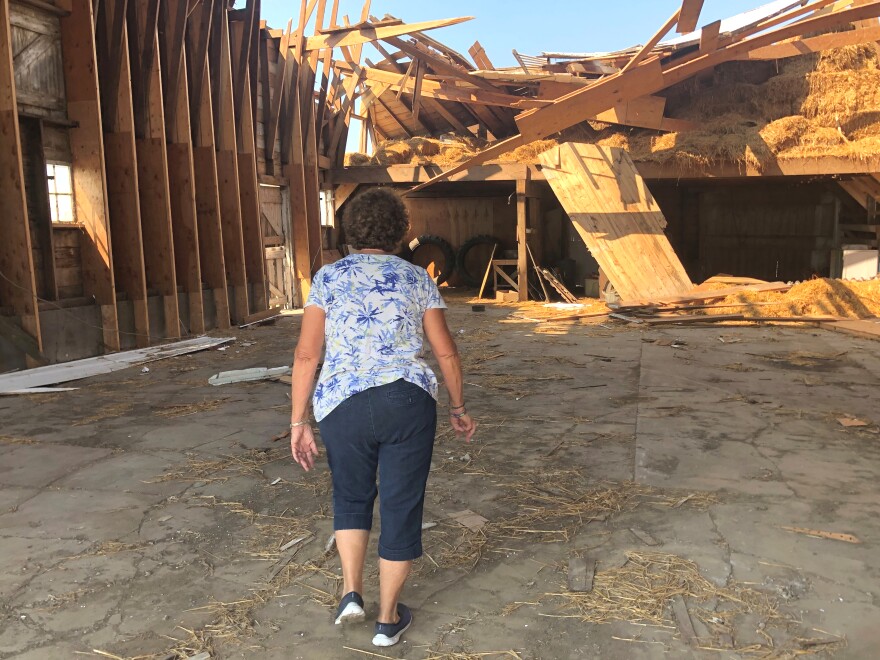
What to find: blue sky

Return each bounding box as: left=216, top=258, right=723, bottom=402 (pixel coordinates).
left=254, top=1, right=766, bottom=67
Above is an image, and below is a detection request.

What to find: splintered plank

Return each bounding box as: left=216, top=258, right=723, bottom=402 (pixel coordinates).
left=538, top=142, right=693, bottom=303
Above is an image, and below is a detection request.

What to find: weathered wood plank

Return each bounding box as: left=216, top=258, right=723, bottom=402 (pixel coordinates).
left=539, top=143, right=692, bottom=303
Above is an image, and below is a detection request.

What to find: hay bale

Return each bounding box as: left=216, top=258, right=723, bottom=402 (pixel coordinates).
left=344, top=152, right=371, bottom=166
left=504, top=139, right=559, bottom=163
left=370, top=140, right=414, bottom=165
left=816, top=44, right=880, bottom=73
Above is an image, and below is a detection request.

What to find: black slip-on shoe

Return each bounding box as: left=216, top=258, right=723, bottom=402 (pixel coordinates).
left=372, top=603, right=412, bottom=647
left=334, top=591, right=365, bottom=625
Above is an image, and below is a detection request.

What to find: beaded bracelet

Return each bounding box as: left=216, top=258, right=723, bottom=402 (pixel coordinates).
left=451, top=409, right=468, bottom=419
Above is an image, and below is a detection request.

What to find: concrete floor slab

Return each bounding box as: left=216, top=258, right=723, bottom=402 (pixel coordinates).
left=0, top=304, right=878, bottom=659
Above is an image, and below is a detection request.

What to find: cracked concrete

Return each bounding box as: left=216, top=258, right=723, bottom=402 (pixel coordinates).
left=1, top=303, right=879, bottom=659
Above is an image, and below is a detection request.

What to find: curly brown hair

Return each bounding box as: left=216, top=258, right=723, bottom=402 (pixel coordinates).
left=342, top=187, right=410, bottom=252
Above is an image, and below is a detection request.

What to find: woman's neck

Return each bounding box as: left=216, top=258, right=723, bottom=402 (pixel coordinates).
left=351, top=248, right=393, bottom=255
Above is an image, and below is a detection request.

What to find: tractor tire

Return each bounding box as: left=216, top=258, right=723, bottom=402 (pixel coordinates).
left=456, top=235, right=502, bottom=288
left=408, top=234, right=455, bottom=285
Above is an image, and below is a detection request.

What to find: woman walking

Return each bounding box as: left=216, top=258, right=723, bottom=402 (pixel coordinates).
left=289, top=188, right=477, bottom=648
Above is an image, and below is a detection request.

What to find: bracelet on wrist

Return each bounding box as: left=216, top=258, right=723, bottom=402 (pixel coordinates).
left=451, top=409, right=468, bottom=419
left=290, top=420, right=309, bottom=428
left=450, top=403, right=466, bottom=410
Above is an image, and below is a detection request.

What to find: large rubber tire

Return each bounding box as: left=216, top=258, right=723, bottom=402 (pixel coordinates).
left=456, top=235, right=502, bottom=288
left=408, top=234, right=455, bottom=285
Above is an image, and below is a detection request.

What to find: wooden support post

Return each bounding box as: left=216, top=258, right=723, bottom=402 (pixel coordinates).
left=300, top=0, right=328, bottom=276
left=187, top=0, right=230, bottom=329
left=160, top=0, right=205, bottom=334
left=230, top=16, right=269, bottom=313
left=58, top=0, right=120, bottom=352
left=129, top=0, right=181, bottom=339
left=0, top=0, right=43, bottom=361
left=211, top=1, right=249, bottom=322
left=516, top=178, right=528, bottom=302
left=281, top=0, right=313, bottom=303
left=96, top=0, right=150, bottom=347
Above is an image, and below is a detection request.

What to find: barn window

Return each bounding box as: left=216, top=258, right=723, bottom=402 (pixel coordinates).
left=46, top=163, right=75, bottom=223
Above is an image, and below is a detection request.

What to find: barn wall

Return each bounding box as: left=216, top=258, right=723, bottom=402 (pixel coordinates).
left=652, top=180, right=838, bottom=283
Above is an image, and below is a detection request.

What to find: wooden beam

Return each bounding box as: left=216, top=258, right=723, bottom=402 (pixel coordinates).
left=425, top=97, right=474, bottom=135
left=746, top=24, right=880, bottom=60
left=96, top=0, right=151, bottom=346
left=621, top=9, right=680, bottom=73
left=374, top=93, right=414, bottom=138
left=325, top=0, right=371, bottom=165
left=265, top=20, right=293, bottom=173
left=131, top=0, right=181, bottom=339
left=302, top=0, right=327, bottom=275
left=516, top=177, right=528, bottom=302
left=314, top=0, right=341, bottom=148
left=0, top=0, right=42, bottom=359
left=58, top=0, right=120, bottom=351
left=345, top=63, right=548, bottom=109
left=330, top=163, right=538, bottom=184
left=186, top=0, right=212, bottom=139
left=303, top=15, right=472, bottom=51
left=158, top=0, right=189, bottom=137
left=231, top=0, right=258, bottom=138
left=161, top=2, right=205, bottom=335
left=211, top=1, right=250, bottom=322
left=699, top=20, right=721, bottom=53
left=230, top=17, right=269, bottom=313
left=677, top=0, right=705, bottom=34
left=468, top=40, right=493, bottom=69
left=279, top=0, right=312, bottom=302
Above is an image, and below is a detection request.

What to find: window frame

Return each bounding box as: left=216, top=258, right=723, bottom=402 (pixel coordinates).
left=46, top=161, right=77, bottom=225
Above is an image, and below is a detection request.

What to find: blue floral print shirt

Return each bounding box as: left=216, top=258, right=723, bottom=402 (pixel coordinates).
left=305, top=254, right=447, bottom=421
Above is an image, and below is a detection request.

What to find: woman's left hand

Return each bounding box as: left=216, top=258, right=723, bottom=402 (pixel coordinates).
left=290, top=425, right=320, bottom=471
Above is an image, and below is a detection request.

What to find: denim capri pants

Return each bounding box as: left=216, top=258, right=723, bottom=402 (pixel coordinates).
left=318, top=378, right=437, bottom=561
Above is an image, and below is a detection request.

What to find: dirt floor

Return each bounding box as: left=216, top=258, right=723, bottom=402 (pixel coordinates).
left=2, top=297, right=880, bottom=659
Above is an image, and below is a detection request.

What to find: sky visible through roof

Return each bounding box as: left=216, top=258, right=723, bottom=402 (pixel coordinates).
left=255, top=0, right=767, bottom=67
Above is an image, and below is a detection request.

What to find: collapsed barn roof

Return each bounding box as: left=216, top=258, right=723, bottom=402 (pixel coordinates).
left=329, top=0, right=880, bottom=188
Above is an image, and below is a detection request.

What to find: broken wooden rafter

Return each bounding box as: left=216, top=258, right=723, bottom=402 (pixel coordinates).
left=677, top=0, right=705, bottom=34
left=469, top=40, right=494, bottom=70
left=302, top=15, right=472, bottom=51
left=345, top=62, right=549, bottom=109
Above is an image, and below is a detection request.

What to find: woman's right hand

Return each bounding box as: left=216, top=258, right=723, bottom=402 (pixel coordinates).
left=451, top=413, right=477, bottom=443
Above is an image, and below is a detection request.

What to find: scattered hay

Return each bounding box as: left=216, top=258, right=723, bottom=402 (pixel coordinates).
left=150, top=448, right=287, bottom=484
left=153, top=399, right=225, bottom=418
left=546, top=552, right=774, bottom=625
left=192, top=495, right=315, bottom=560
left=542, top=551, right=844, bottom=656
left=491, top=478, right=716, bottom=544
left=73, top=402, right=133, bottom=425
left=0, top=435, right=38, bottom=445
